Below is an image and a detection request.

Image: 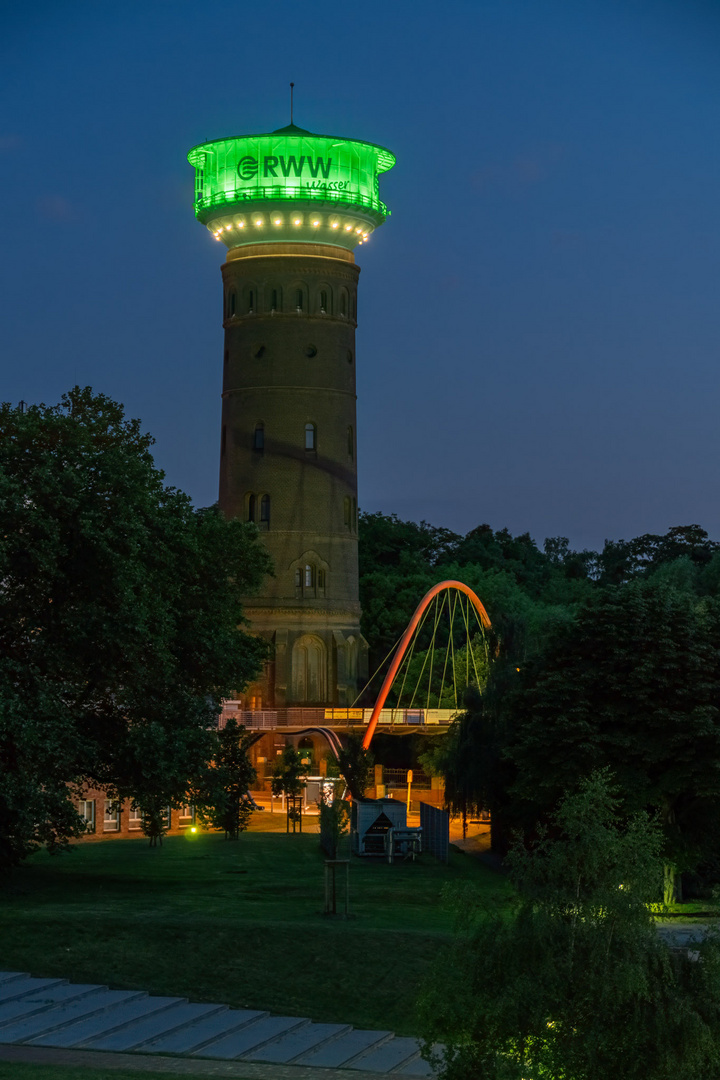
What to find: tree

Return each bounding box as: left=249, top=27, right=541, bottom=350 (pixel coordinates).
left=505, top=580, right=720, bottom=895
left=419, top=773, right=720, bottom=1080
left=195, top=719, right=257, bottom=840
left=0, top=387, right=271, bottom=868
left=336, top=733, right=374, bottom=800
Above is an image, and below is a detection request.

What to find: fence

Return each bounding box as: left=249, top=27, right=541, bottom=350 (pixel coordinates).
left=420, top=803, right=450, bottom=864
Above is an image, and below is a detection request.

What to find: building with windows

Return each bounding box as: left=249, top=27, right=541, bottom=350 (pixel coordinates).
left=188, top=122, right=395, bottom=707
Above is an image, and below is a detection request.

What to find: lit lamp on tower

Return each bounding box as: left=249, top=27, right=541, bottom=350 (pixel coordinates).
left=187, top=114, right=395, bottom=709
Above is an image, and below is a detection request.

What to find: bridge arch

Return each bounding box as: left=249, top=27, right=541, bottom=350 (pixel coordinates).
left=361, top=580, right=491, bottom=751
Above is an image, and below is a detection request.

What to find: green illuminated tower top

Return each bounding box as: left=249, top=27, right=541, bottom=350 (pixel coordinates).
left=187, top=122, right=395, bottom=251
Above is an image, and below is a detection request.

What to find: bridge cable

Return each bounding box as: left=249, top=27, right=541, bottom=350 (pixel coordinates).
left=408, top=593, right=446, bottom=712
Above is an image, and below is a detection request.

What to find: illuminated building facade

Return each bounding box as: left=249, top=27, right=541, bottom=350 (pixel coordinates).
left=188, top=122, right=395, bottom=707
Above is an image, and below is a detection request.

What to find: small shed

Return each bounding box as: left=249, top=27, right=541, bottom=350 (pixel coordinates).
left=352, top=797, right=408, bottom=855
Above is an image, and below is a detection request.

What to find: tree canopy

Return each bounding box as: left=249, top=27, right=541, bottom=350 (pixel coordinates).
left=420, top=773, right=720, bottom=1080
left=0, top=387, right=271, bottom=867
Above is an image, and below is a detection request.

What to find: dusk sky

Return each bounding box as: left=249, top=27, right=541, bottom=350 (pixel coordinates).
left=3, top=0, right=720, bottom=552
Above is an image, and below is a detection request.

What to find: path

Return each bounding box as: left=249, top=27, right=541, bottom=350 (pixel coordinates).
left=0, top=972, right=435, bottom=1078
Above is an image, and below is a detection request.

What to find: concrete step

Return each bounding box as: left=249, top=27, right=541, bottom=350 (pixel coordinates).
left=248, top=1021, right=351, bottom=1064
left=29, top=995, right=183, bottom=1048
left=84, top=1001, right=225, bottom=1052
left=0, top=972, right=439, bottom=1076
left=352, top=1036, right=425, bottom=1073
left=142, top=1007, right=267, bottom=1055
left=0, top=982, right=105, bottom=1027
left=395, top=1053, right=437, bottom=1076
left=0, top=977, right=65, bottom=1004
left=0, top=989, right=139, bottom=1043
left=195, top=1014, right=309, bottom=1059
left=294, top=1027, right=393, bottom=1068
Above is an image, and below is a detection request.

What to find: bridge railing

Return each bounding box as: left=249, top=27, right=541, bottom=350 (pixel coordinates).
left=219, top=704, right=460, bottom=730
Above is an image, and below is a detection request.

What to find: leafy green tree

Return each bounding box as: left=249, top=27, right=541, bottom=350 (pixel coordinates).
left=507, top=580, right=720, bottom=896
left=420, top=772, right=720, bottom=1080
left=271, top=745, right=307, bottom=799
left=195, top=718, right=257, bottom=840
left=336, top=733, right=374, bottom=800
left=0, top=388, right=270, bottom=869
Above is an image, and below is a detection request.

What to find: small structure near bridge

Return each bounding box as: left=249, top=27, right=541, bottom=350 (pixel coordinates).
left=351, top=798, right=422, bottom=861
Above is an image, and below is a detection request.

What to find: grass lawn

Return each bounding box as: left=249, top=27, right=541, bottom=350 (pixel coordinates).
left=0, top=815, right=509, bottom=1036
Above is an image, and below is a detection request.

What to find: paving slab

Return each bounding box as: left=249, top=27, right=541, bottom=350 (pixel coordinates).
left=0, top=974, right=28, bottom=986
left=143, top=1007, right=267, bottom=1054
left=248, top=1021, right=351, bottom=1063
left=0, top=989, right=139, bottom=1042
left=196, top=1015, right=308, bottom=1059
left=351, top=1036, right=423, bottom=1073
left=84, top=1002, right=225, bottom=1051
left=294, top=1028, right=392, bottom=1068
left=29, top=995, right=182, bottom=1048
left=395, top=1053, right=436, bottom=1076
left=0, top=982, right=106, bottom=1027
left=0, top=977, right=65, bottom=1004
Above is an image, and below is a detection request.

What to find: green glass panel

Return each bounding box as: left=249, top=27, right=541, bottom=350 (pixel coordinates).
left=188, top=130, right=395, bottom=218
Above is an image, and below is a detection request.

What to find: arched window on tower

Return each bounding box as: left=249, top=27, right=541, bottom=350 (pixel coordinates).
left=347, top=425, right=353, bottom=459
left=221, top=425, right=227, bottom=457
left=296, top=289, right=303, bottom=311
left=339, top=288, right=348, bottom=317
left=248, top=289, right=255, bottom=313
left=304, top=564, right=315, bottom=590
left=253, top=423, right=264, bottom=451
left=344, top=497, right=351, bottom=530
left=305, top=423, right=316, bottom=452
left=320, top=290, right=328, bottom=314
left=260, top=494, right=270, bottom=524
left=230, top=291, right=236, bottom=316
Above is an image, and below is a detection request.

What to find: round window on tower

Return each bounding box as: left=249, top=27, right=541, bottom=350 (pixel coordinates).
left=305, top=345, right=317, bottom=358
left=254, top=345, right=266, bottom=360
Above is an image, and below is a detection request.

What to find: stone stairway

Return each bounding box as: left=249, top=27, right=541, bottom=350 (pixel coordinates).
left=0, top=972, right=435, bottom=1077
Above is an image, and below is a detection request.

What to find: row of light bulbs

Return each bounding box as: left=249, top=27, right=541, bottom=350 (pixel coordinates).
left=212, top=217, right=371, bottom=243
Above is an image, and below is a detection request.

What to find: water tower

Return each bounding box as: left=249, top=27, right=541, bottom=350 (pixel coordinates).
left=188, top=119, right=395, bottom=708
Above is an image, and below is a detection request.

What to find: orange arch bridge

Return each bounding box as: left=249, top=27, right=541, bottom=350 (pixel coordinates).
left=362, top=580, right=492, bottom=751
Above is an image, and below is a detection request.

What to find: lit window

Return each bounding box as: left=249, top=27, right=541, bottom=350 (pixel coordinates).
left=304, top=565, right=314, bottom=588
left=305, top=423, right=316, bottom=451
left=79, top=800, right=95, bottom=832
left=347, top=425, right=353, bottom=459
left=248, top=494, right=256, bottom=522
left=103, top=800, right=120, bottom=833
left=260, top=494, right=270, bottom=523
left=253, top=423, right=264, bottom=451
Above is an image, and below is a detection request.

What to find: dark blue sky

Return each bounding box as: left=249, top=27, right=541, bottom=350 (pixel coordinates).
left=3, top=0, right=720, bottom=551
